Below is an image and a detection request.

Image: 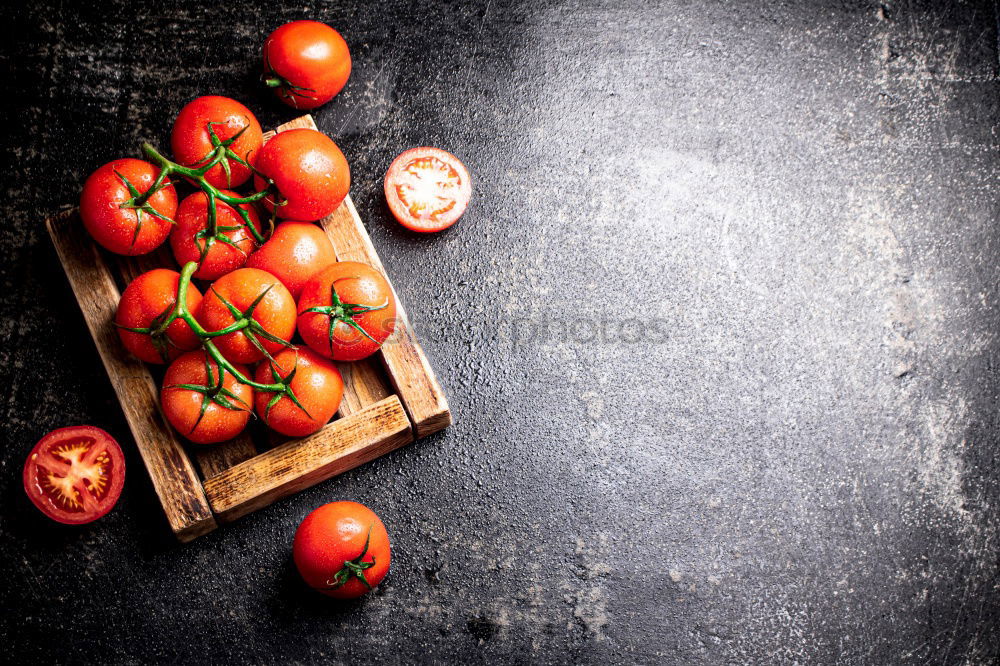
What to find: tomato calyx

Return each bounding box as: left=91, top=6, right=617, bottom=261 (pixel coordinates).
left=114, top=169, right=176, bottom=251
left=301, top=277, right=390, bottom=350
left=259, top=353, right=312, bottom=420
left=164, top=352, right=254, bottom=432
left=115, top=304, right=182, bottom=363
left=261, top=51, right=318, bottom=108
left=207, top=283, right=297, bottom=362
left=323, top=525, right=377, bottom=591
left=191, top=121, right=257, bottom=191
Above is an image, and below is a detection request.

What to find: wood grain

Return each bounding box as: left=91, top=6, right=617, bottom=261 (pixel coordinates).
left=268, top=115, right=452, bottom=437
left=203, top=395, right=413, bottom=522
left=46, top=210, right=216, bottom=542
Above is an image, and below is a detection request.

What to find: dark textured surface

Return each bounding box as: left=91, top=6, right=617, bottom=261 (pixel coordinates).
left=2, top=0, right=999, bottom=663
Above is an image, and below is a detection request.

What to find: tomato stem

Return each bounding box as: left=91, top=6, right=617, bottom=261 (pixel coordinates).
left=323, top=525, right=376, bottom=590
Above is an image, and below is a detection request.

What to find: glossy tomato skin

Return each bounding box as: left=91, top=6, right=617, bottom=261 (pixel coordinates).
left=297, top=262, right=396, bottom=361
left=253, top=128, right=350, bottom=221
left=384, top=147, right=472, bottom=232
left=161, top=351, right=253, bottom=444
left=293, top=502, right=390, bottom=599
left=171, top=96, right=263, bottom=188
left=23, top=425, right=126, bottom=525
left=80, top=158, right=177, bottom=255
left=254, top=348, right=343, bottom=437
left=115, top=269, right=203, bottom=364
left=245, top=222, right=336, bottom=299
left=196, top=268, right=297, bottom=364
left=170, top=190, right=263, bottom=280
left=263, top=21, right=351, bottom=110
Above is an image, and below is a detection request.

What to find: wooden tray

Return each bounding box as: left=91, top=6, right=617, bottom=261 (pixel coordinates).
left=45, top=115, right=450, bottom=542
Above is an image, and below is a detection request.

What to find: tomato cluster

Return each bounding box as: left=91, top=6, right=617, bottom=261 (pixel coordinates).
left=76, top=93, right=399, bottom=446
left=36, top=19, right=477, bottom=598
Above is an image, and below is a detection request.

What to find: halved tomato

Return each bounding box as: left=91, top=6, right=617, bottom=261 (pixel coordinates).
left=384, top=147, right=471, bottom=232
left=22, top=426, right=126, bottom=525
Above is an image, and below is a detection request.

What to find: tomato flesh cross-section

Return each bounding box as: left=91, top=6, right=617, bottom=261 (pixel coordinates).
left=22, top=426, right=126, bottom=525
left=384, top=147, right=471, bottom=232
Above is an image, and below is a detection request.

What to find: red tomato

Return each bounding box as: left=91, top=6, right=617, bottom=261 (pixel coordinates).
left=297, top=262, right=396, bottom=361
left=170, top=190, right=263, bottom=280
left=80, top=158, right=177, bottom=255
left=384, top=147, right=471, bottom=232
left=196, top=268, right=297, bottom=364
left=262, top=21, right=351, bottom=110
left=23, top=425, right=125, bottom=525
left=115, top=268, right=203, bottom=364
left=253, top=128, right=350, bottom=221
left=170, top=96, right=263, bottom=188
left=245, top=222, right=336, bottom=299
left=293, top=501, right=390, bottom=599
left=254, top=348, right=344, bottom=437
left=161, top=350, right=253, bottom=444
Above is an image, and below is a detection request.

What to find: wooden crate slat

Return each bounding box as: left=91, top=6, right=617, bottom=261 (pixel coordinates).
left=46, top=211, right=216, bottom=542
left=334, top=360, right=391, bottom=416
left=268, top=115, right=451, bottom=437
left=203, top=395, right=413, bottom=522
left=195, top=437, right=258, bottom=479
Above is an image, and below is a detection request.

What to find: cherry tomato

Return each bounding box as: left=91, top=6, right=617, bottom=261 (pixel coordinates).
left=170, top=96, right=263, bottom=188
left=254, top=128, right=350, bottom=221
left=115, top=268, right=203, bottom=364
left=196, top=268, right=297, bottom=364
left=170, top=190, right=263, bottom=280
left=80, top=158, right=177, bottom=255
left=23, top=425, right=125, bottom=525
left=254, top=348, right=343, bottom=437
left=245, top=222, right=336, bottom=299
left=262, top=21, right=351, bottom=110
left=297, top=262, right=396, bottom=361
left=293, top=501, right=390, bottom=599
left=384, top=147, right=472, bottom=232
left=161, top=350, right=253, bottom=444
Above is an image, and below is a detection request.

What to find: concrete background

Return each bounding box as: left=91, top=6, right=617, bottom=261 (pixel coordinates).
left=1, top=0, right=998, bottom=663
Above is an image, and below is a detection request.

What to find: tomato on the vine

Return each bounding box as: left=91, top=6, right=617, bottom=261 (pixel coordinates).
left=297, top=262, right=396, bottom=361
left=171, top=96, right=263, bottom=188
left=115, top=268, right=203, bottom=364
left=196, top=268, right=297, bottom=364
left=293, top=501, right=391, bottom=599
left=254, top=347, right=343, bottom=437
left=263, top=21, right=351, bottom=110
left=23, top=426, right=125, bottom=525
left=246, top=222, right=336, bottom=299
left=170, top=190, right=263, bottom=280
left=254, top=128, right=350, bottom=221
left=161, top=350, right=253, bottom=444
left=80, top=158, right=177, bottom=255
left=384, top=147, right=472, bottom=232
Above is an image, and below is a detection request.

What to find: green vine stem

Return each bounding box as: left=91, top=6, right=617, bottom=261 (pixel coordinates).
left=120, top=261, right=308, bottom=417
left=137, top=132, right=273, bottom=248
